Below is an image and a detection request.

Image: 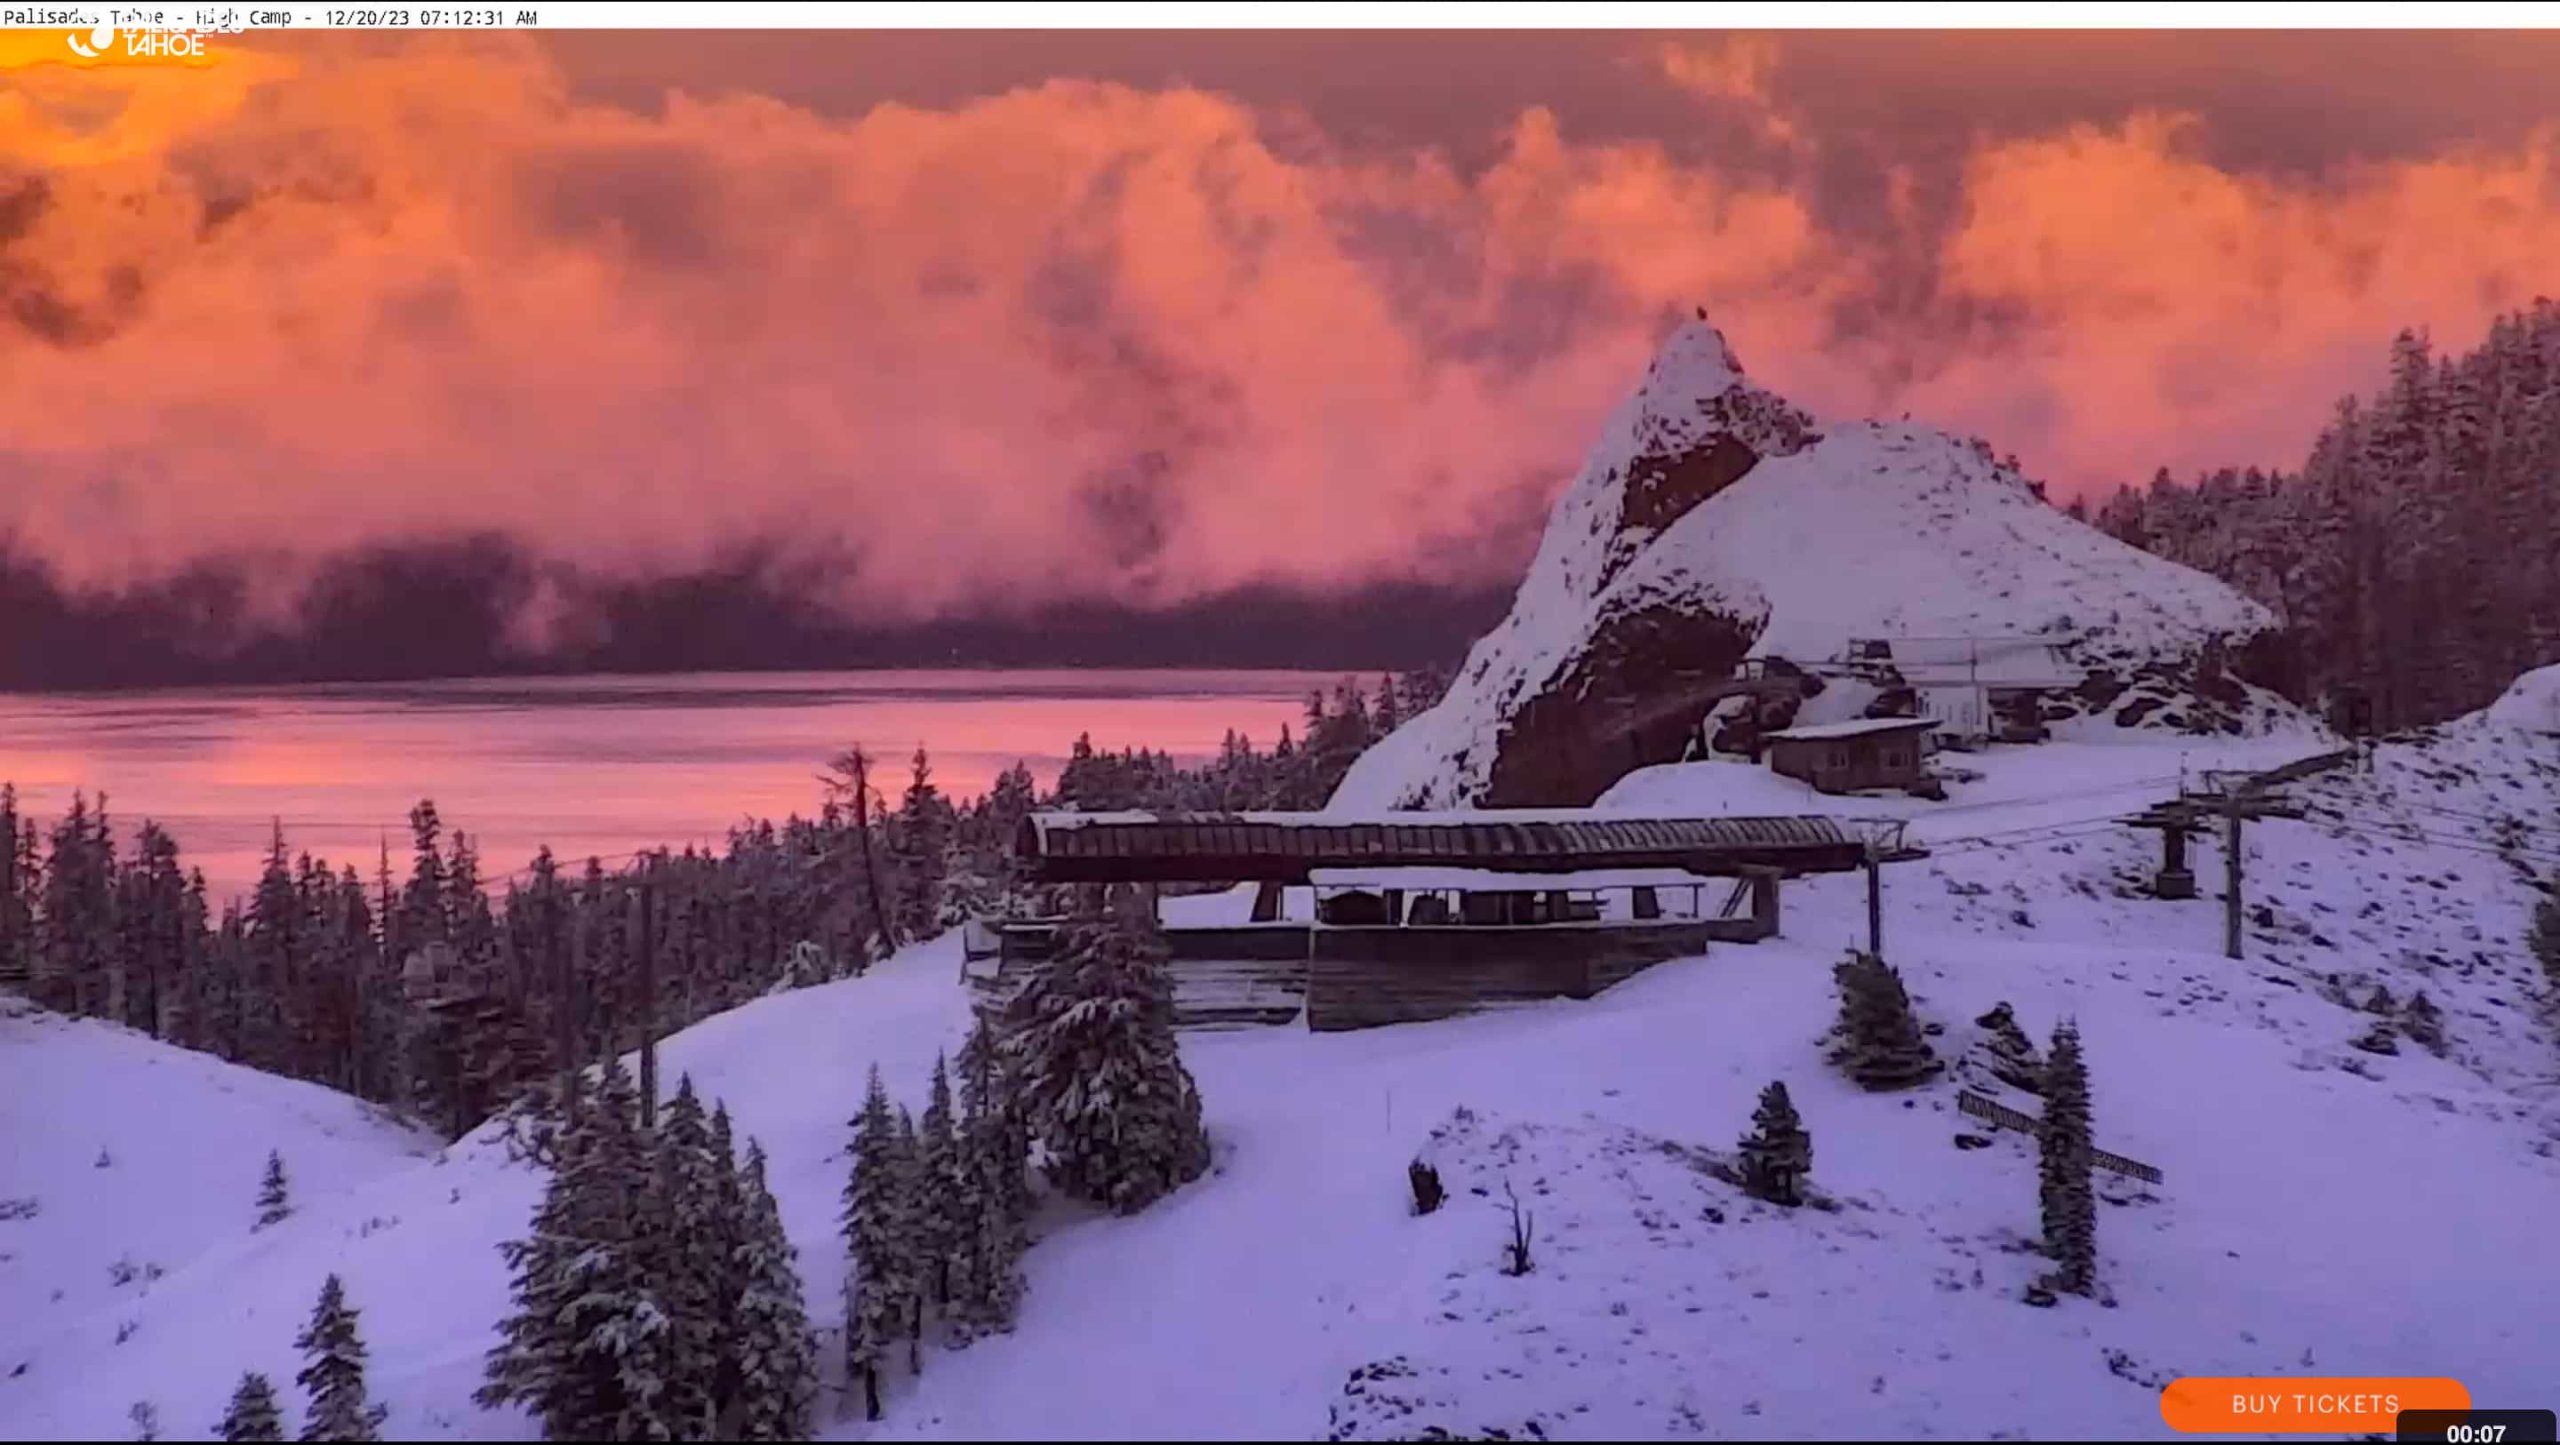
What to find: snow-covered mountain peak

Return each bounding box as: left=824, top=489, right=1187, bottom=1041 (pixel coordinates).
left=1528, top=311, right=1819, bottom=609
left=1334, top=320, right=2289, bottom=811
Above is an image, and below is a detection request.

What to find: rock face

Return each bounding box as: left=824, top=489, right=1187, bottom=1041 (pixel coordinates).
left=1333, top=316, right=2291, bottom=811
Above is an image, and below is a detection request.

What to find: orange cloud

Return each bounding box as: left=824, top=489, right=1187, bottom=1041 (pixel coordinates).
left=0, top=36, right=1841, bottom=617
left=1905, top=111, right=2560, bottom=484
left=1649, top=35, right=1802, bottom=149
left=1, top=33, right=2556, bottom=630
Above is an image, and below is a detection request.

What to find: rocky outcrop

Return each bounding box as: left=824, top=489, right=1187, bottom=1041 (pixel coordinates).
left=1479, top=600, right=1760, bottom=806
left=1331, top=316, right=2294, bottom=812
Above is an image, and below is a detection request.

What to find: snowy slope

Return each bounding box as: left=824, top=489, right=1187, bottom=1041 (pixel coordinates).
left=4, top=685, right=2554, bottom=1442
left=0, top=1000, right=433, bottom=1384
left=1333, top=320, right=2282, bottom=811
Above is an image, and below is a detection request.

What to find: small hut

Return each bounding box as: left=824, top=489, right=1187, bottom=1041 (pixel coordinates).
left=1764, top=717, right=1936, bottom=795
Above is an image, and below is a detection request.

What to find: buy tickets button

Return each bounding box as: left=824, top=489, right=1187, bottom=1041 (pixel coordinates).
left=2161, top=1377, right=2470, bottom=1433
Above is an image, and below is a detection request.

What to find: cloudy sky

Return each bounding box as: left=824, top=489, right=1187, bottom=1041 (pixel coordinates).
left=5, top=27, right=2558, bottom=627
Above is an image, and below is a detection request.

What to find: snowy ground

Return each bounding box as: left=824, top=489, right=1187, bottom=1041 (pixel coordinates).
left=0, top=998, right=434, bottom=1390
left=2, top=685, right=2555, bottom=1441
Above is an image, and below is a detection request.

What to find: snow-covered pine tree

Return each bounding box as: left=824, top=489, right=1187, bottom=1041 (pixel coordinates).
left=705, top=1102, right=746, bottom=1426
left=2352, top=1016, right=2400, bottom=1055
left=917, top=1054, right=967, bottom=1311
left=2037, top=1021, right=2097, bottom=1297
left=255, top=1150, right=293, bottom=1230
left=293, top=1273, right=385, bottom=1442
left=1828, top=952, right=1941, bottom=1091
left=2402, top=991, right=2447, bottom=1053
left=1968, top=1001, right=2044, bottom=1093
left=949, top=1015, right=1027, bottom=1341
left=729, top=1141, right=818, bottom=1442
left=893, top=747, right=955, bottom=940
left=841, top=1066, right=907, bottom=1422
left=1736, top=1080, right=1812, bottom=1207
left=478, top=1058, right=673, bottom=1442
left=957, top=1007, right=1031, bottom=1224
left=218, top=1371, right=287, bottom=1443
left=650, top=1076, right=727, bottom=1440
left=1000, top=886, right=1209, bottom=1214
left=894, top=1105, right=926, bottom=1374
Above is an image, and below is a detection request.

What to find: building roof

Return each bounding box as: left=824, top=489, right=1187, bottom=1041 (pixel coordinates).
left=1849, top=636, right=2083, bottom=687
left=1764, top=717, right=1939, bottom=742
left=1017, top=811, right=1864, bottom=884
left=1309, top=865, right=1717, bottom=893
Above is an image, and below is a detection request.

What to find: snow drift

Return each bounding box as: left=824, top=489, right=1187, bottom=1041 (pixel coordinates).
left=1333, top=316, right=2286, bottom=810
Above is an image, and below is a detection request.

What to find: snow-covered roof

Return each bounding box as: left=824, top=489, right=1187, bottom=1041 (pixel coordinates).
left=1764, top=717, right=1938, bottom=742
left=1017, top=810, right=1869, bottom=882
left=1855, top=637, right=2083, bottom=688
left=1308, top=866, right=1716, bottom=893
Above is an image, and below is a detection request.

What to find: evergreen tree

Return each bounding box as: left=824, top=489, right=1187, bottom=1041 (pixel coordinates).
left=705, top=1103, right=745, bottom=1426
left=1968, top=1001, right=2045, bottom=1093
left=2094, top=303, right=2560, bottom=730
left=957, top=1007, right=1031, bottom=1222
left=950, top=1006, right=1029, bottom=1339
left=293, top=1273, right=384, bottom=1442
left=2037, top=1021, right=2098, bottom=1297
left=729, top=1142, right=818, bottom=1442
left=840, top=1066, right=907, bottom=1422
left=36, top=792, right=117, bottom=1020
left=255, top=1150, right=293, bottom=1230
left=949, top=1036, right=1028, bottom=1341
left=218, top=1372, right=287, bottom=1443
left=0, top=785, right=28, bottom=1002
left=1827, top=952, right=1941, bottom=1091
left=1736, top=1080, right=1811, bottom=1207
left=894, top=1105, right=926, bottom=1374
left=1001, top=887, right=1210, bottom=1214
left=650, top=1077, right=726, bottom=1440
left=916, top=1054, right=965, bottom=1309
left=893, top=747, right=954, bottom=941
left=478, top=1059, right=673, bottom=1442
left=2402, top=990, right=2447, bottom=1053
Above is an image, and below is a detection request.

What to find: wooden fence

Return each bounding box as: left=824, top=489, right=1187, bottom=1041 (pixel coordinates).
left=1956, top=1090, right=2165, bottom=1185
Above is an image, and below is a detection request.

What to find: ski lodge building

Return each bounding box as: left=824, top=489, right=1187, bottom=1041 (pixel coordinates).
left=966, top=810, right=1870, bottom=1031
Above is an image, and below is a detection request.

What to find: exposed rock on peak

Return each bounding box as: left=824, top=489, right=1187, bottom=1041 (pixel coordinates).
left=1333, top=319, right=2290, bottom=811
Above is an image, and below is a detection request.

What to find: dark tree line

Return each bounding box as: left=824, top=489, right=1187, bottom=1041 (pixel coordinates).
left=1048, top=668, right=1451, bottom=813
left=0, top=669, right=1444, bottom=1142
left=2088, top=301, right=2560, bottom=732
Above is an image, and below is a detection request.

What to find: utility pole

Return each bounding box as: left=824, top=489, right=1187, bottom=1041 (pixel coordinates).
left=2222, top=789, right=2245, bottom=962
left=1865, top=845, right=1884, bottom=961
left=636, top=875, right=657, bottom=1130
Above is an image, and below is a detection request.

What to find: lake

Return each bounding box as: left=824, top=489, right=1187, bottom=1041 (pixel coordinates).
left=0, top=669, right=1339, bottom=900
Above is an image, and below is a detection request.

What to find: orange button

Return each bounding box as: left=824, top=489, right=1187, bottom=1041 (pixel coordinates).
left=2160, top=1377, right=2470, bottom=1433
